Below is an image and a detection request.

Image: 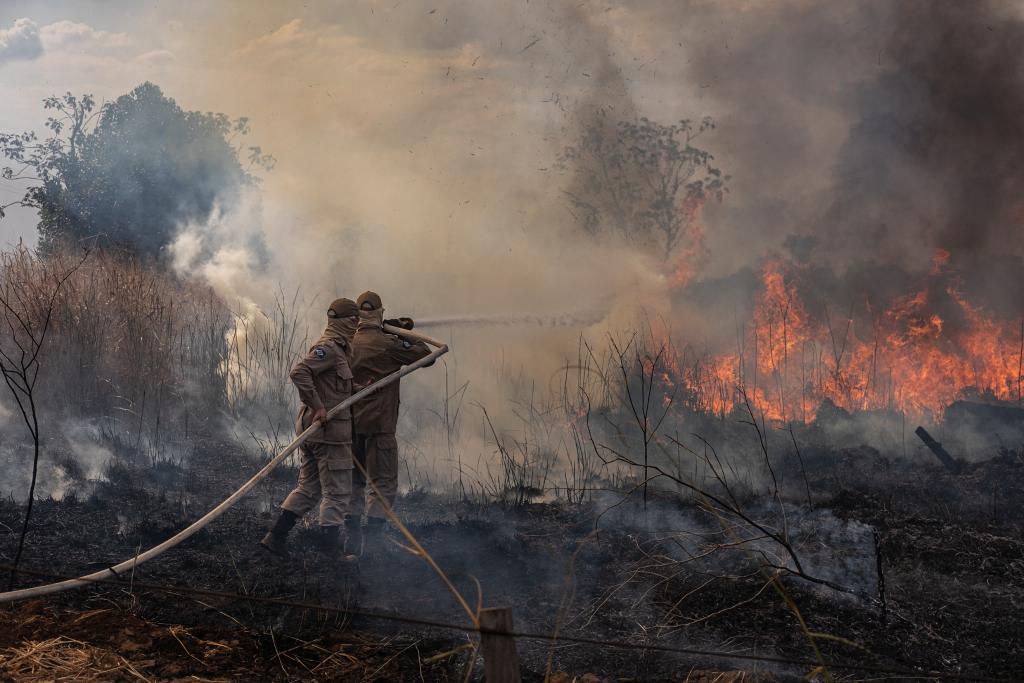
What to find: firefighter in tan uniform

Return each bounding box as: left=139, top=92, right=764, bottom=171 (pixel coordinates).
left=348, top=291, right=432, bottom=554
left=259, top=297, right=360, bottom=558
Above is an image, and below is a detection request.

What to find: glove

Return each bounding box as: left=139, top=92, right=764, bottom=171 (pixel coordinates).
left=384, top=317, right=415, bottom=330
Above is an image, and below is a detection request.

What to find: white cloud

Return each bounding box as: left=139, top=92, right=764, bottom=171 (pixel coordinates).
left=40, top=20, right=130, bottom=51
left=0, top=18, right=43, bottom=64
left=236, top=18, right=361, bottom=63
left=137, top=49, right=175, bottom=65
left=246, top=18, right=305, bottom=50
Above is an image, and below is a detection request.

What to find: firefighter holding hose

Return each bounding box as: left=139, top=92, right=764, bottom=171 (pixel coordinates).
left=259, top=297, right=361, bottom=559
left=347, top=291, right=432, bottom=555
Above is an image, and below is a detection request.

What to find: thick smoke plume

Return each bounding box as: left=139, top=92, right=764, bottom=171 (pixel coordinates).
left=163, top=1, right=1024, bottom=330
left=683, top=1, right=1024, bottom=304
left=161, top=2, right=692, bottom=437
left=829, top=1, right=1024, bottom=311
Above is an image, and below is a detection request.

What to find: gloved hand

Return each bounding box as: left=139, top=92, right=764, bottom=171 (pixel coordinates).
left=384, top=317, right=415, bottom=330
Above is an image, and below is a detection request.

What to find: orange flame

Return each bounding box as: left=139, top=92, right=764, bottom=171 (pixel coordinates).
left=660, top=250, right=1022, bottom=423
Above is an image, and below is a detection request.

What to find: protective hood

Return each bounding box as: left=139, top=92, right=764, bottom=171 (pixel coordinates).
left=357, top=307, right=384, bottom=332
left=324, top=315, right=358, bottom=344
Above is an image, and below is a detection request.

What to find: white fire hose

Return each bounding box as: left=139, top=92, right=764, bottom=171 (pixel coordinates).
left=0, top=325, right=447, bottom=603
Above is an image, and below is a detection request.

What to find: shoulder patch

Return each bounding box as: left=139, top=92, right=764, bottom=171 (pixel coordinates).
left=313, top=347, right=327, bottom=360
left=402, top=340, right=412, bottom=349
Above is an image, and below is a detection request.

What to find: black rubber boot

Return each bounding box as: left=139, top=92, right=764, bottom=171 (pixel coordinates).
left=363, top=517, right=388, bottom=556
left=344, top=515, right=363, bottom=558
left=259, top=509, right=298, bottom=557
left=319, top=525, right=357, bottom=562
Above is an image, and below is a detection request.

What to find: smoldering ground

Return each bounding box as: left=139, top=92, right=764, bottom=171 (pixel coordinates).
left=5, top=415, right=1024, bottom=679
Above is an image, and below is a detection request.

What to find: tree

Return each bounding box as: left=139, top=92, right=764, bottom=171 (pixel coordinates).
left=560, top=112, right=727, bottom=260
left=0, top=83, right=273, bottom=256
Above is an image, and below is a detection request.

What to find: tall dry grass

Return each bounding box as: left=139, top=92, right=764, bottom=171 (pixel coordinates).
left=0, top=245, right=311, bottom=464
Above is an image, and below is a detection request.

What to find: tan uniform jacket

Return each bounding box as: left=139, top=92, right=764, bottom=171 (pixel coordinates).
left=290, top=334, right=354, bottom=444
left=351, top=326, right=431, bottom=435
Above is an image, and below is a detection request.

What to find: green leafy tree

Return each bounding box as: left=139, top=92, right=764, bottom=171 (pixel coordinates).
left=1, top=82, right=273, bottom=256
left=560, top=112, right=727, bottom=259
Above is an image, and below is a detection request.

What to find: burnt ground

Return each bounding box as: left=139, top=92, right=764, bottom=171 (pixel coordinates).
left=1, top=429, right=1023, bottom=682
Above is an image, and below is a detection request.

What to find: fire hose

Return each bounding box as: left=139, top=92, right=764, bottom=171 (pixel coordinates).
left=0, top=324, right=447, bottom=603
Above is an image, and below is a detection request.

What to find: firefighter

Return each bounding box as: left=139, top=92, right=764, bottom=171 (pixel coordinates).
left=348, top=290, right=432, bottom=555
left=259, top=297, right=360, bottom=559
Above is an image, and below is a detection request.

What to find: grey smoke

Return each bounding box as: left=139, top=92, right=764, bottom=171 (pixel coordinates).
left=673, top=0, right=1024, bottom=309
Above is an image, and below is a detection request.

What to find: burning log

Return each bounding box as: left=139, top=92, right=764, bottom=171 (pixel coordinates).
left=914, top=426, right=963, bottom=474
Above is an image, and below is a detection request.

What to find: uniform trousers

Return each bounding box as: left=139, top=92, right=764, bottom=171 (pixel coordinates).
left=352, top=433, right=399, bottom=519
left=281, top=441, right=353, bottom=526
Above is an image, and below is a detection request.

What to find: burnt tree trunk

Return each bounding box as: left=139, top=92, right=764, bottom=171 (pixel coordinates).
left=914, top=426, right=962, bottom=474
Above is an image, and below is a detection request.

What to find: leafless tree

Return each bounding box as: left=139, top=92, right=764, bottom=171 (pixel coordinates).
left=610, top=333, right=678, bottom=510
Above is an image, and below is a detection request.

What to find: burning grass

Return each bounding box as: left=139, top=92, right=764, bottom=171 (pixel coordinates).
left=664, top=250, right=1024, bottom=424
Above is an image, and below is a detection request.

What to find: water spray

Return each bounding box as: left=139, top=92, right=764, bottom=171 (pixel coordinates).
left=413, top=310, right=606, bottom=330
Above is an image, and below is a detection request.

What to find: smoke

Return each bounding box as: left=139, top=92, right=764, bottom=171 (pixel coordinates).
left=164, top=1, right=1024, bottom=327
left=47, top=419, right=113, bottom=501
left=170, top=193, right=272, bottom=329
left=0, top=415, right=112, bottom=501
left=675, top=1, right=1024, bottom=304
left=833, top=2, right=1024, bottom=252
left=150, top=2, right=702, bottom=451
left=829, top=1, right=1024, bottom=311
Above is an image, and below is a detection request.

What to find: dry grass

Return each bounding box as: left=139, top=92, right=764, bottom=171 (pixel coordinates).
left=0, top=245, right=315, bottom=463
left=547, top=672, right=752, bottom=683
left=0, top=636, right=152, bottom=682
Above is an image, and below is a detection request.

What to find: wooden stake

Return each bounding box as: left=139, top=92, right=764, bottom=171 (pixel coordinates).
left=479, top=607, right=521, bottom=683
